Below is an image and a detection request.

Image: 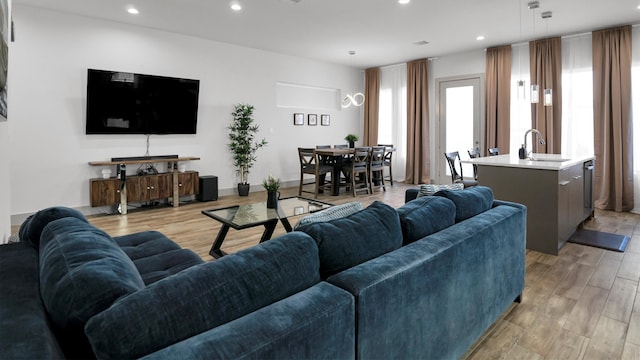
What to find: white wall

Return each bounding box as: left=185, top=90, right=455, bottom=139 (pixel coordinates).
left=8, top=5, right=363, bottom=221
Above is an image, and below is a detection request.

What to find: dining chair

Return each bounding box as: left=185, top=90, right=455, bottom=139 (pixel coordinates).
left=444, top=151, right=478, bottom=188
left=298, top=147, right=333, bottom=198
left=377, top=144, right=394, bottom=185
left=488, top=147, right=500, bottom=156
left=467, top=147, right=480, bottom=180
left=370, top=146, right=387, bottom=192
left=341, top=147, right=371, bottom=196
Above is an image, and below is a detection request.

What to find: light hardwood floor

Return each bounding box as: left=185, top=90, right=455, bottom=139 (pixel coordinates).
left=15, top=182, right=640, bottom=359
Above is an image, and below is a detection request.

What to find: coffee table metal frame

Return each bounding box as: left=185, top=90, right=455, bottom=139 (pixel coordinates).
left=202, top=196, right=332, bottom=258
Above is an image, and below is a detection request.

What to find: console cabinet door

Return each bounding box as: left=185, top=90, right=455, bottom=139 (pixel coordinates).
left=90, top=179, right=121, bottom=207
left=178, top=171, right=199, bottom=196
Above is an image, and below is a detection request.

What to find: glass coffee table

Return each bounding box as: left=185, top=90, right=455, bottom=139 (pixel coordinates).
left=202, top=196, right=333, bottom=258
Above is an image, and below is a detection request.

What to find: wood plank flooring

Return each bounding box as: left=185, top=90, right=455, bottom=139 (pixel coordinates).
left=12, top=182, right=640, bottom=359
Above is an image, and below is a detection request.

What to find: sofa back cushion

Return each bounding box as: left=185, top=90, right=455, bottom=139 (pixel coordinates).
left=85, top=232, right=321, bottom=359
left=397, top=196, right=456, bottom=244
left=18, top=206, right=88, bottom=250
left=296, top=201, right=402, bottom=279
left=435, top=185, right=494, bottom=222
left=39, top=217, right=145, bottom=358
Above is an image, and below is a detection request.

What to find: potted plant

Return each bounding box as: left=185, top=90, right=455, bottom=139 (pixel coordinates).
left=262, top=175, right=280, bottom=208
left=345, top=134, right=359, bottom=148
left=228, top=103, right=267, bottom=196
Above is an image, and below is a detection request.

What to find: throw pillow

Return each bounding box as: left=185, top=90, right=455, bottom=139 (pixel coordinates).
left=293, top=201, right=362, bottom=230
left=416, top=183, right=464, bottom=198
left=18, top=206, right=88, bottom=250
left=296, top=201, right=402, bottom=279
left=435, top=185, right=494, bottom=222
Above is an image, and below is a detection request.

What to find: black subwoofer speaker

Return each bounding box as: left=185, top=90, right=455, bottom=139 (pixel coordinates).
left=197, top=175, right=218, bottom=202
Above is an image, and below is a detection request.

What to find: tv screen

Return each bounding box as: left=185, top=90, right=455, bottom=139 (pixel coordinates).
left=86, top=69, right=200, bottom=135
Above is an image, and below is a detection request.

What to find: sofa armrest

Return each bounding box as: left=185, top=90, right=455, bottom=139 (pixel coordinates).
left=405, top=188, right=419, bottom=203
left=0, top=242, right=65, bottom=359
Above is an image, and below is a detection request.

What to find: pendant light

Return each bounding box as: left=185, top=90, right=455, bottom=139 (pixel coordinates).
left=342, top=51, right=365, bottom=108
left=541, top=11, right=553, bottom=107
left=528, top=2, right=539, bottom=103
left=516, top=0, right=526, bottom=100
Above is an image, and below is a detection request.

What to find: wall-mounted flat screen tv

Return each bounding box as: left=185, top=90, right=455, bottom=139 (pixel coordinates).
left=86, top=69, right=200, bottom=135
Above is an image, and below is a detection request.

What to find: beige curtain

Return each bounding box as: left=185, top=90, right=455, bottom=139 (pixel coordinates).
left=405, top=59, right=430, bottom=184
left=485, top=45, right=512, bottom=156
left=529, top=37, right=562, bottom=154
left=363, top=67, right=380, bottom=146
left=592, top=26, right=634, bottom=212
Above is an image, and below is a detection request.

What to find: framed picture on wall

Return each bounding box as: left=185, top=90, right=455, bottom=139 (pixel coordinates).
left=293, top=113, right=304, bottom=126
left=308, top=114, right=317, bottom=126
left=320, top=114, right=330, bottom=126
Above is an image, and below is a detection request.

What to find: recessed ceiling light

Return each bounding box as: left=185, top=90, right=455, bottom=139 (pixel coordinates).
left=230, top=1, right=242, bottom=11
left=476, top=35, right=485, bottom=41
left=127, top=7, right=139, bottom=15
left=398, top=0, right=411, bottom=4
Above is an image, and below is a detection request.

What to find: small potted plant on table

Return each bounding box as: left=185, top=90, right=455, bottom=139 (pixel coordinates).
left=345, top=134, right=359, bottom=148
left=262, top=175, right=280, bottom=208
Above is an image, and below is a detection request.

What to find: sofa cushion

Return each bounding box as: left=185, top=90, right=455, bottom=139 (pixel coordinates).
left=435, top=185, right=494, bottom=222
left=296, top=201, right=402, bottom=279
left=18, top=206, right=88, bottom=250
left=115, top=230, right=182, bottom=260
left=416, top=183, right=464, bottom=198
left=397, top=196, right=456, bottom=244
left=85, top=232, right=321, bottom=360
left=39, top=217, right=145, bottom=358
left=294, top=201, right=362, bottom=229
left=132, top=248, right=204, bottom=285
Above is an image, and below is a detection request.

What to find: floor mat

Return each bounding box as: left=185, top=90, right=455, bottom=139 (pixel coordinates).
left=568, top=229, right=629, bottom=252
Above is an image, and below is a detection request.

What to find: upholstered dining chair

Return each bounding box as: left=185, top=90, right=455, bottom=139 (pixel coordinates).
left=444, top=151, right=478, bottom=188
left=467, top=147, right=480, bottom=180
left=370, top=146, right=387, bottom=192
left=298, top=147, right=333, bottom=198
left=341, top=147, right=371, bottom=196
left=377, top=144, right=394, bottom=185
left=488, top=147, right=500, bottom=156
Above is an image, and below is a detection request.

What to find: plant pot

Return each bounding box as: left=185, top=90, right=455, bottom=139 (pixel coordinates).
left=238, top=183, right=250, bottom=196
left=349, top=141, right=355, bottom=148
left=266, top=190, right=280, bottom=209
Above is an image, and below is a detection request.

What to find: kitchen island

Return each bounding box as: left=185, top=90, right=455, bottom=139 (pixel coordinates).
left=463, top=154, right=595, bottom=255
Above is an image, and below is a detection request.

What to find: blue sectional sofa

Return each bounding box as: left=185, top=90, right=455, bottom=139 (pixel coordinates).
left=0, top=185, right=526, bottom=359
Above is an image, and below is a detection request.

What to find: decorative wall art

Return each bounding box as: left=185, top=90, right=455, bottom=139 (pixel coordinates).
left=321, top=114, right=330, bottom=126
left=293, top=113, right=304, bottom=126
left=308, top=114, right=317, bottom=126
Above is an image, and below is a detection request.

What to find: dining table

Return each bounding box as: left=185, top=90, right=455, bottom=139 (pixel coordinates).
left=313, top=147, right=354, bottom=196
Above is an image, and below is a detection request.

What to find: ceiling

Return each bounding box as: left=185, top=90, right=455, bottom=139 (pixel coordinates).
left=13, top=0, right=640, bottom=69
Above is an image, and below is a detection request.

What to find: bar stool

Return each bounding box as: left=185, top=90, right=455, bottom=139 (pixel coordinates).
left=444, top=151, right=477, bottom=188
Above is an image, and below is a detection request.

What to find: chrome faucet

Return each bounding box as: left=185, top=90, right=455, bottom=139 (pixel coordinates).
left=523, top=129, right=546, bottom=159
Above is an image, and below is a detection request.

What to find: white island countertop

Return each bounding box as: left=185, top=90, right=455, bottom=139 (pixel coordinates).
left=462, top=153, right=595, bottom=171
